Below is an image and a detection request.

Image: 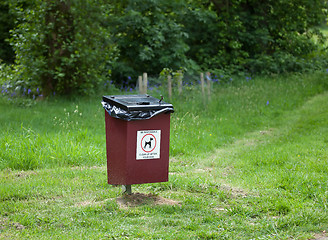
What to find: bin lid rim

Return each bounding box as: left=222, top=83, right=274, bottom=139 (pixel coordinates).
left=102, top=94, right=173, bottom=111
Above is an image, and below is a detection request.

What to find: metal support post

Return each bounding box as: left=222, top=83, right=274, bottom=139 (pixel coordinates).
left=122, top=185, right=132, bottom=195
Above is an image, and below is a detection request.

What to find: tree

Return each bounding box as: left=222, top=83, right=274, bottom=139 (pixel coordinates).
left=0, top=1, right=15, bottom=63
left=108, top=0, right=189, bottom=84
left=186, top=0, right=328, bottom=73
left=9, top=0, right=117, bottom=96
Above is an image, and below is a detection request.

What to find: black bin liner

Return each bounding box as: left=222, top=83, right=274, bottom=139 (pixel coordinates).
left=102, top=94, right=174, bottom=121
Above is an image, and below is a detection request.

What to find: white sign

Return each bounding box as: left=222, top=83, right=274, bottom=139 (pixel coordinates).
left=136, top=130, right=161, bottom=160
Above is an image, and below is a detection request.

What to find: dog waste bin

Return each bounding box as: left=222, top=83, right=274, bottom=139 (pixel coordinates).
left=102, top=94, right=174, bottom=193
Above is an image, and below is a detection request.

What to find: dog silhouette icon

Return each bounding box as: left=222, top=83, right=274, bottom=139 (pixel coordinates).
left=144, top=137, right=154, bottom=149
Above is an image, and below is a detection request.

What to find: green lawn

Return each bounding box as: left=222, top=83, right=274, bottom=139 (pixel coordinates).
left=1, top=71, right=328, bottom=239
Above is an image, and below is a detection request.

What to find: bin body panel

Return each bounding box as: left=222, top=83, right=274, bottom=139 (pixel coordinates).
left=105, top=111, right=171, bottom=185
left=105, top=112, right=128, bottom=184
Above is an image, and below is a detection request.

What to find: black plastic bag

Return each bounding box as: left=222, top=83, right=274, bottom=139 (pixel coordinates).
left=101, top=101, right=174, bottom=121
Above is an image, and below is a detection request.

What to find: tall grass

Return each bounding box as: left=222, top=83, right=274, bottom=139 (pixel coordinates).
left=0, top=71, right=327, bottom=170
left=168, top=71, right=328, bottom=157
left=0, top=98, right=106, bottom=170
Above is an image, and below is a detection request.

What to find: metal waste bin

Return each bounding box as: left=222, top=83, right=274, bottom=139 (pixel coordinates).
left=102, top=94, right=174, bottom=190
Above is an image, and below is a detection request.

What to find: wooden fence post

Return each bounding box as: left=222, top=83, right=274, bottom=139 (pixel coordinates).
left=178, top=70, right=183, bottom=95
left=138, top=76, right=143, bottom=94
left=168, top=74, right=172, bottom=100
left=200, top=72, right=205, bottom=99
left=206, top=72, right=211, bottom=101
left=143, top=72, right=148, bottom=94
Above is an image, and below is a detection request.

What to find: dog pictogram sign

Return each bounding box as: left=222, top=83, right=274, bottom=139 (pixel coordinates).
left=136, top=130, right=161, bottom=160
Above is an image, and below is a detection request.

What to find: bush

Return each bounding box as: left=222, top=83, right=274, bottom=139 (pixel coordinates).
left=8, top=0, right=117, bottom=97
left=108, top=0, right=189, bottom=84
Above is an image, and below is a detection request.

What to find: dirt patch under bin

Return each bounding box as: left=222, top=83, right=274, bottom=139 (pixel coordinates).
left=116, top=193, right=180, bottom=208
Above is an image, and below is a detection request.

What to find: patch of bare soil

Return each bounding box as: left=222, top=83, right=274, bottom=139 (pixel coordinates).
left=11, top=222, right=25, bottom=230
left=116, top=193, right=180, bottom=208
left=220, top=184, right=249, bottom=198
left=2, top=169, right=37, bottom=179
left=194, top=167, right=213, bottom=173
left=14, top=170, right=37, bottom=178
left=75, top=200, right=102, bottom=207
left=221, top=166, right=235, bottom=176
left=0, top=218, right=25, bottom=230
left=309, top=232, right=328, bottom=240
left=71, top=166, right=106, bottom=171
left=0, top=218, right=7, bottom=230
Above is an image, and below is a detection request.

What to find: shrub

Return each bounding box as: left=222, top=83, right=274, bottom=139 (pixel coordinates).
left=8, top=0, right=117, bottom=97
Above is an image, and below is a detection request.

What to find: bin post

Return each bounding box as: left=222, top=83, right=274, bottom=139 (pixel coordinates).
left=122, top=185, right=132, bottom=195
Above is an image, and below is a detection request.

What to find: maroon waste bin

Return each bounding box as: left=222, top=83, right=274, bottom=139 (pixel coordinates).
left=102, top=95, right=174, bottom=187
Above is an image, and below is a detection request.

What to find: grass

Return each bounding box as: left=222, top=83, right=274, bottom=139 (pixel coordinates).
left=1, top=70, right=328, bottom=239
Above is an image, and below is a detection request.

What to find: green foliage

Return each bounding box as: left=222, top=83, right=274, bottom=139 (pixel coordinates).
left=244, top=51, right=328, bottom=75
left=106, top=0, right=328, bottom=78
left=8, top=0, right=117, bottom=96
left=182, top=0, right=328, bottom=73
left=108, top=0, right=189, bottom=83
left=0, top=1, right=15, bottom=63
left=1, top=0, right=328, bottom=95
left=0, top=63, right=41, bottom=105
